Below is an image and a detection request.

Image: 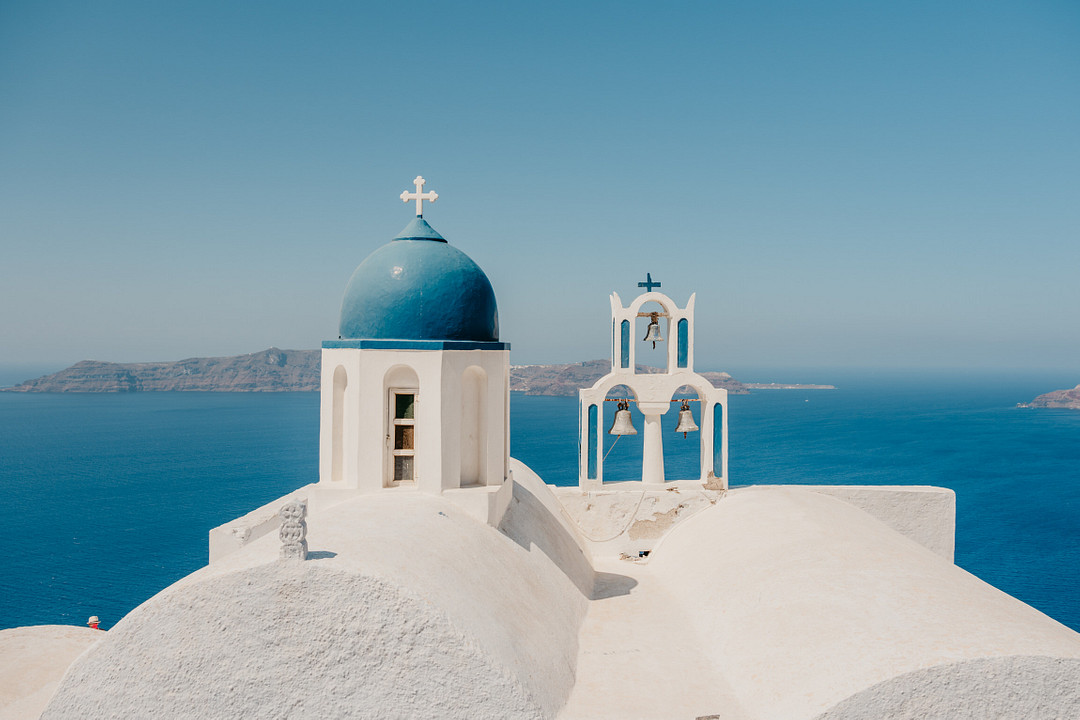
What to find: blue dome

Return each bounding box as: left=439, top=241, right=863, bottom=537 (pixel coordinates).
left=338, top=218, right=499, bottom=342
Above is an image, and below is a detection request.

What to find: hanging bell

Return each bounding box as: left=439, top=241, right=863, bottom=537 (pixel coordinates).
left=643, top=313, right=663, bottom=349
left=674, top=401, right=699, bottom=438
left=608, top=401, right=638, bottom=435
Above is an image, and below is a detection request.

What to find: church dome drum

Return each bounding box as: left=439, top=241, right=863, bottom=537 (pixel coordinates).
left=339, top=217, right=499, bottom=342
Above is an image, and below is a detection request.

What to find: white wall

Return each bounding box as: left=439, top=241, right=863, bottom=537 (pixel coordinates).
left=319, top=347, right=509, bottom=495
left=582, top=290, right=727, bottom=489
left=579, top=371, right=727, bottom=488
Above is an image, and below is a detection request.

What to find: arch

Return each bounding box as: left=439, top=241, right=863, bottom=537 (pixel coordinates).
left=604, top=382, right=640, bottom=403
left=585, top=376, right=642, bottom=407
left=667, top=383, right=705, bottom=480
left=384, top=364, right=420, bottom=389
left=620, top=320, right=631, bottom=368
left=634, top=300, right=670, bottom=372
left=331, top=365, right=347, bottom=483
left=588, top=373, right=705, bottom=403
left=624, top=291, right=680, bottom=319
left=677, top=319, right=689, bottom=368
left=713, top=402, right=724, bottom=479
left=604, top=383, right=641, bottom=438
left=587, top=403, right=598, bottom=480
left=383, top=364, right=420, bottom=487
left=600, top=383, right=645, bottom=483
left=460, top=365, right=487, bottom=486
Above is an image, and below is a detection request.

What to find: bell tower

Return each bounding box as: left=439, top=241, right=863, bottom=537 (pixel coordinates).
left=578, top=275, right=728, bottom=490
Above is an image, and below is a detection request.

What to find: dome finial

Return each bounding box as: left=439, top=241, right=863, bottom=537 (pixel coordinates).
left=400, top=175, right=438, bottom=217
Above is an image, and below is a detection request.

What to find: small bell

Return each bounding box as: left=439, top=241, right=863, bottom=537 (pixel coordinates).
left=643, top=312, right=663, bottom=348
left=608, top=401, right=638, bottom=435
left=674, top=401, right=698, bottom=438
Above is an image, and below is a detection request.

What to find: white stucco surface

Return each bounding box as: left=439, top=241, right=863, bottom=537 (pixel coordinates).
left=37, top=480, right=1080, bottom=719
left=46, top=564, right=549, bottom=719
left=558, top=555, right=753, bottom=720
left=553, top=480, right=722, bottom=558
left=500, top=460, right=594, bottom=594
left=319, top=347, right=509, bottom=494
left=208, top=482, right=316, bottom=562
left=813, top=655, right=1080, bottom=719
left=800, top=484, right=955, bottom=561
left=647, top=486, right=1080, bottom=719
left=44, top=462, right=589, bottom=720
left=0, top=626, right=100, bottom=720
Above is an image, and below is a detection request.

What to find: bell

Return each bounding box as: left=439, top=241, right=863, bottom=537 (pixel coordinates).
left=608, top=401, right=638, bottom=435
left=643, top=313, right=663, bottom=349
left=674, top=402, right=699, bottom=438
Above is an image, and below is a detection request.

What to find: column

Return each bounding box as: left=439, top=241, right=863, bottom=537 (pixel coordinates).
left=638, top=402, right=669, bottom=487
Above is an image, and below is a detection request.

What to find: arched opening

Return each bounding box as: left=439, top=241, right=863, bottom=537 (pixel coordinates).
left=460, top=366, right=487, bottom=486
left=587, top=403, right=598, bottom=480
left=713, top=401, right=724, bottom=479
left=634, top=300, right=668, bottom=370
left=602, top=384, right=642, bottom=482
left=331, top=365, right=347, bottom=483
left=677, top=318, right=689, bottom=368
left=620, top=319, right=631, bottom=368
left=384, top=365, right=420, bottom=487
left=665, top=383, right=703, bottom=480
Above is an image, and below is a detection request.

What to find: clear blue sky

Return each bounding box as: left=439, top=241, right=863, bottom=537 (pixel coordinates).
left=2, top=0, right=1078, bottom=378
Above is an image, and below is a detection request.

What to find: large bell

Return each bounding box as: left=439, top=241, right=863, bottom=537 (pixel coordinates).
left=608, top=401, right=638, bottom=435
left=674, top=402, right=699, bottom=438
left=643, top=313, right=663, bottom=348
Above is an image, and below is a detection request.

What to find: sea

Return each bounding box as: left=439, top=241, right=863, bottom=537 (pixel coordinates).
left=1, top=369, right=1078, bottom=633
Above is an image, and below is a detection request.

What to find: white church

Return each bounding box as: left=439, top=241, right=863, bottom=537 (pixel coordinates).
left=8, top=178, right=1080, bottom=719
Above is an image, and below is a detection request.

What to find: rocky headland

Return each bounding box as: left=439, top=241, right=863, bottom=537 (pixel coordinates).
left=3, top=351, right=833, bottom=396
left=509, top=359, right=749, bottom=395
left=1018, top=384, right=1080, bottom=410
left=3, top=348, right=320, bottom=393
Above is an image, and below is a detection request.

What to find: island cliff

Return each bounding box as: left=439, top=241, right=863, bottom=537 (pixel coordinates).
left=510, top=359, right=749, bottom=395
left=2, top=352, right=751, bottom=396
left=3, top=348, right=319, bottom=393
left=1018, top=384, right=1080, bottom=410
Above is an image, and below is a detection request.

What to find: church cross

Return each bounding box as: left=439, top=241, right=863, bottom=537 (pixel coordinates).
left=400, top=176, right=438, bottom=216
left=638, top=273, right=661, bottom=293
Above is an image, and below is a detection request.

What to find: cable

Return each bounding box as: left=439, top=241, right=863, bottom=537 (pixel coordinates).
left=602, top=434, right=623, bottom=463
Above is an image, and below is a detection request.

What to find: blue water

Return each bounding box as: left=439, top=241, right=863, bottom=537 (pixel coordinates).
left=1, top=372, right=1078, bottom=632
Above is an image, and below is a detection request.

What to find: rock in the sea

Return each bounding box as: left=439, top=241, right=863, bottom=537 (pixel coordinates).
left=1018, top=384, right=1080, bottom=410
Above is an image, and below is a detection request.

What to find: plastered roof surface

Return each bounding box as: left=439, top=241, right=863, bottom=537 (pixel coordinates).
left=647, top=487, right=1080, bottom=719
left=0, top=625, right=100, bottom=720
left=33, top=478, right=1080, bottom=719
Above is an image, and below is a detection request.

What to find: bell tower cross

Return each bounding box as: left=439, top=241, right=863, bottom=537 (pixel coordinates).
left=637, top=273, right=661, bottom=292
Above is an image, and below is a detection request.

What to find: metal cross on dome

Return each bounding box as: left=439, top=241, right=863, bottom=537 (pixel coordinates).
left=638, top=273, right=661, bottom=292
left=400, top=176, right=438, bottom=217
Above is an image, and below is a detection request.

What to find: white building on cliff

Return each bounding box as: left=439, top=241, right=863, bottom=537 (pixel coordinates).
left=9, top=178, right=1080, bottom=720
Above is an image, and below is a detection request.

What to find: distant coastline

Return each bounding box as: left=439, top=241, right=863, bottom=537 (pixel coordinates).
left=1, top=348, right=319, bottom=393
left=1018, top=384, right=1080, bottom=410
left=0, top=350, right=837, bottom=396
left=743, top=382, right=836, bottom=390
